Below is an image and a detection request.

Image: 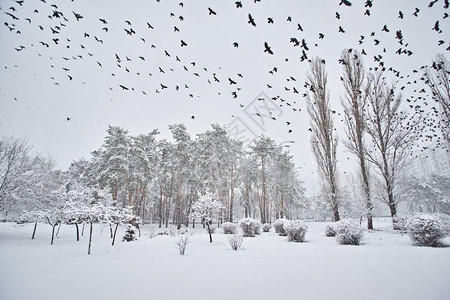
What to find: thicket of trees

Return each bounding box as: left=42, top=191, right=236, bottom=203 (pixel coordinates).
left=0, top=124, right=305, bottom=227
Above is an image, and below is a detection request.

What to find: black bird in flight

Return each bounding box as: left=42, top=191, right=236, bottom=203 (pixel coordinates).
left=228, top=78, right=237, bottom=85
left=233, top=42, right=239, bottom=47
left=73, top=11, right=83, bottom=21
left=147, top=22, right=154, bottom=29
left=339, top=26, right=345, bottom=33
left=248, top=14, right=256, bottom=26
left=264, top=42, right=273, bottom=54
left=339, top=0, right=352, bottom=6
left=297, top=23, right=303, bottom=31
left=208, top=7, right=217, bottom=15
left=412, top=8, right=419, bottom=17
left=432, top=21, right=441, bottom=32
left=235, top=1, right=242, bottom=8
left=398, top=11, right=404, bottom=19
left=161, top=84, right=168, bottom=89
left=181, top=40, right=187, bottom=47
left=99, top=18, right=107, bottom=24
left=336, top=12, right=340, bottom=19
left=268, top=17, right=274, bottom=24
left=119, top=84, right=129, bottom=90
left=287, top=16, right=292, bottom=22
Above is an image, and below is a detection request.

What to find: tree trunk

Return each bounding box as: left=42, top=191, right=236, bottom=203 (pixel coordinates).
left=88, top=221, right=93, bottom=255
left=75, top=223, right=79, bottom=241
left=31, top=221, right=37, bottom=239
left=112, top=223, right=119, bottom=246
left=206, top=222, right=212, bottom=243
left=56, top=222, right=62, bottom=237
left=229, top=164, right=234, bottom=222
left=51, top=222, right=58, bottom=245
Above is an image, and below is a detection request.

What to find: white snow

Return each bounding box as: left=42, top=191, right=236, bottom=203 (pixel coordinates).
left=0, top=220, right=449, bottom=300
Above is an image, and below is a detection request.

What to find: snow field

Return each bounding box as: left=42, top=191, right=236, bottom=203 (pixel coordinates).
left=0, top=221, right=449, bottom=300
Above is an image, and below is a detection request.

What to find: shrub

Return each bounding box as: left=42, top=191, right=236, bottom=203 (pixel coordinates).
left=284, top=220, right=308, bottom=242
left=254, top=221, right=261, bottom=235
left=239, top=218, right=259, bottom=237
left=175, top=235, right=189, bottom=255
left=122, top=225, right=137, bottom=242
left=273, top=219, right=288, bottom=236
left=221, top=222, right=237, bottom=234
left=336, top=219, right=364, bottom=245
left=325, top=224, right=336, bottom=237
left=262, top=223, right=271, bottom=232
left=406, top=214, right=448, bottom=247
left=228, top=234, right=243, bottom=250
left=393, top=216, right=408, bottom=232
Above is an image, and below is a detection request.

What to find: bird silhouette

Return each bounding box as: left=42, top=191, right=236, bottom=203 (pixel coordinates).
left=181, top=40, right=187, bottom=47
left=264, top=42, right=274, bottom=54
left=208, top=8, right=217, bottom=15
left=72, top=11, right=83, bottom=21
left=248, top=14, right=256, bottom=26
left=228, top=78, right=237, bottom=85
left=235, top=1, right=243, bottom=8
left=339, top=0, right=352, bottom=6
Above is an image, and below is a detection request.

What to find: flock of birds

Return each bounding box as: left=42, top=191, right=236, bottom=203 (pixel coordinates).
left=1, top=0, right=449, bottom=154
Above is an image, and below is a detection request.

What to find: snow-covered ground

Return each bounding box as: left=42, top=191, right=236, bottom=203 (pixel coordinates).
left=1, top=220, right=449, bottom=300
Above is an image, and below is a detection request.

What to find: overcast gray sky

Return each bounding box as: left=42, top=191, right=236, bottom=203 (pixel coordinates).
left=0, top=0, right=447, bottom=195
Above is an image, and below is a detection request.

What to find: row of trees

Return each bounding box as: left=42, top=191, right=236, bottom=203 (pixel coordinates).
left=306, top=50, right=448, bottom=228
left=0, top=124, right=305, bottom=227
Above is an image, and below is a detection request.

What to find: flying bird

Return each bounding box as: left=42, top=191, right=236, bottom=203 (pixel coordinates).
left=72, top=11, right=83, bottom=21
left=264, top=42, right=274, bottom=54
left=248, top=14, right=256, bottom=26
left=208, top=7, right=217, bottom=15
left=339, top=0, right=352, bottom=6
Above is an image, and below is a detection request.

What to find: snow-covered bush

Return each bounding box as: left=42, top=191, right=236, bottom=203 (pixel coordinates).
left=122, top=225, right=137, bottom=242
left=284, top=220, right=308, bottom=242
left=221, top=222, right=237, bottom=234
left=254, top=221, right=261, bottom=235
left=273, top=219, right=288, bottom=236
left=325, top=224, right=336, bottom=237
left=239, top=218, right=259, bottom=237
left=406, top=214, right=448, bottom=247
left=228, top=234, right=243, bottom=250
left=175, top=235, right=189, bottom=255
left=262, top=223, right=271, bottom=232
left=336, top=219, right=364, bottom=245
left=393, top=216, right=408, bottom=232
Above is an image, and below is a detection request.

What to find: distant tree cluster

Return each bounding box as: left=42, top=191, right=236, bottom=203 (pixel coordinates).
left=0, top=125, right=305, bottom=228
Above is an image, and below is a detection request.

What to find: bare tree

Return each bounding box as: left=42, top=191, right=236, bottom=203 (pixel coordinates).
left=306, top=57, right=340, bottom=222
left=340, top=49, right=373, bottom=229
left=423, top=54, right=450, bottom=142
left=364, top=72, right=420, bottom=225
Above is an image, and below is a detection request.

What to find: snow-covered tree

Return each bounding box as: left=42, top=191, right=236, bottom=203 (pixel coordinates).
left=306, top=57, right=340, bottom=222
left=192, top=192, right=223, bottom=242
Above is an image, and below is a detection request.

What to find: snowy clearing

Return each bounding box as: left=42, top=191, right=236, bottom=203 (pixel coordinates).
left=1, top=220, right=449, bottom=300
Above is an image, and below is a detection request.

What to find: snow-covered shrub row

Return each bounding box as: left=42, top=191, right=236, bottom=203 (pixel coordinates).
left=284, top=220, right=308, bottom=242
left=221, top=222, right=237, bottom=234
left=239, top=218, right=261, bottom=237
left=325, top=224, right=336, bottom=237
left=228, top=234, right=243, bottom=250
left=262, top=223, right=271, bottom=232
left=273, top=219, right=288, bottom=236
left=406, top=214, right=448, bottom=247
left=335, top=219, right=364, bottom=245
